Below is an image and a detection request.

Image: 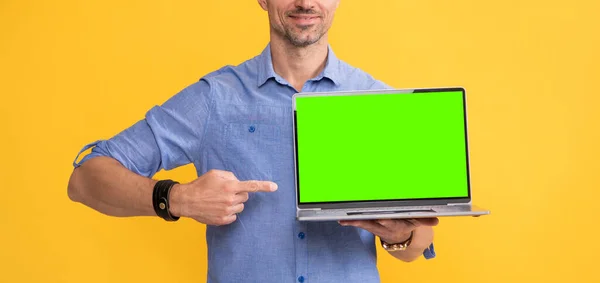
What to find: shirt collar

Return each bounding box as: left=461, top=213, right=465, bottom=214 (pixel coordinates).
left=257, top=43, right=342, bottom=88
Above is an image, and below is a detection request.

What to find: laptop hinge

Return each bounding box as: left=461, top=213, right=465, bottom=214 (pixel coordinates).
left=299, top=208, right=321, bottom=210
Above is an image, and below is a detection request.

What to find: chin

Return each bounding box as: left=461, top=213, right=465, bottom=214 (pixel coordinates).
left=291, top=33, right=320, bottom=44
left=290, top=38, right=319, bottom=47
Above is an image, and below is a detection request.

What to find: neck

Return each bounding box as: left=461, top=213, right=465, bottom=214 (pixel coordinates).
left=269, top=33, right=329, bottom=92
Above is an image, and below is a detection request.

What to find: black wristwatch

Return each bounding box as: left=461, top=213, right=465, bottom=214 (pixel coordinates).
left=152, top=179, right=180, bottom=221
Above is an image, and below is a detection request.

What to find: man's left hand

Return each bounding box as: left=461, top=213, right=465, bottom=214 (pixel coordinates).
left=338, top=218, right=439, bottom=244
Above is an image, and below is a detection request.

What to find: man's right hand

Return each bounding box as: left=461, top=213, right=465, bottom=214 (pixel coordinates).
left=168, top=169, right=278, bottom=226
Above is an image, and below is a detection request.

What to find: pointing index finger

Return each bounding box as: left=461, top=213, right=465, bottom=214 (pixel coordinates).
left=237, top=180, right=278, bottom=193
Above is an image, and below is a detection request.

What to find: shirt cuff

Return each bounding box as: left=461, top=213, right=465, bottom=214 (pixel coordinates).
left=423, top=243, right=436, bottom=259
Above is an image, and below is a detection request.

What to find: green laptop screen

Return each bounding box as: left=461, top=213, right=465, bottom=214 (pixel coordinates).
left=294, top=90, right=470, bottom=203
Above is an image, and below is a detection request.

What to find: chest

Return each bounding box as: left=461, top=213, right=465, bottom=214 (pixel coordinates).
left=203, top=102, right=296, bottom=182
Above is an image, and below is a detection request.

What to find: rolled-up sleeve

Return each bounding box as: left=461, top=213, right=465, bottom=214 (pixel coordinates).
left=72, top=79, right=213, bottom=178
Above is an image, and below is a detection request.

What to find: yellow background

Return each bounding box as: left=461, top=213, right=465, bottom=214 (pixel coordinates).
left=1, top=1, right=598, bottom=282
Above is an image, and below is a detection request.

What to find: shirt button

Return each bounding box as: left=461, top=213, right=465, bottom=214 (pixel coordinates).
left=248, top=126, right=256, bottom=133
left=297, top=232, right=305, bottom=239
left=298, top=276, right=305, bottom=283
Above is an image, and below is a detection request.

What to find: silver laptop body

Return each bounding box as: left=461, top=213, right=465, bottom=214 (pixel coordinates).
left=292, top=87, right=490, bottom=221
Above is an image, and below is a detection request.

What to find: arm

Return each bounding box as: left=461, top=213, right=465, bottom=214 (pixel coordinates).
left=68, top=156, right=277, bottom=224
left=67, top=156, right=158, bottom=217
left=354, top=81, right=438, bottom=261
left=67, top=81, right=210, bottom=217
left=67, top=80, right=277, bottom=224
left=339, top=218, right=438, bottom=262
left=67, top=81, right=207, bottom=218
left=385, top=226, right=435, bottom=262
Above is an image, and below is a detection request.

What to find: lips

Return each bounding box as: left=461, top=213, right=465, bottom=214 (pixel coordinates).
left=289, top=14, right=320, bottom=25
left=290, top=15, right=318, bottom=19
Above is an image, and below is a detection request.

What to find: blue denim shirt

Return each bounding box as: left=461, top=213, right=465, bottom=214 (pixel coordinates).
left=73, top=44, right=435, bottom=283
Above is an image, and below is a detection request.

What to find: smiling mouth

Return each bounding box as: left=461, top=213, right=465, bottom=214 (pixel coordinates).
left=288, top=14, right=320, bottom=26
left=290, top=15, right=319, bottom=19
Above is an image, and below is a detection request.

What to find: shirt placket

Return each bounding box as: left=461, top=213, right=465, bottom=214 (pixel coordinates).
left=294, top=221, right=308, bottom=283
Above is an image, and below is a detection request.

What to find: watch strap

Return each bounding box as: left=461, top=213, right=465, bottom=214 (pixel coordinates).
left=381, top=231, right=413, bottom=251
left=152, top=180, right=180, bottom=221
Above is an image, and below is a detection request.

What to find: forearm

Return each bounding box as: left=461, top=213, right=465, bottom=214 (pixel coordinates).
left=387, top=226, right=434, bottom=262
left=67, top=156, right=158, bottom=217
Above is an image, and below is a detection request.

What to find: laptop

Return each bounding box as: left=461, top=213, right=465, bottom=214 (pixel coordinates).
left=292, top=87, right=490, bottom=221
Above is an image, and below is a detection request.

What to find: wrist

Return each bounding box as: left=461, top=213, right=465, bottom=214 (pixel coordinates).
left=168, top=183, right=185, bottom=217
left=382, top=230, right=413, bottom=245
left=381, top=230, right=414, bottom=252
left=152, top=179, right=181, bottom=221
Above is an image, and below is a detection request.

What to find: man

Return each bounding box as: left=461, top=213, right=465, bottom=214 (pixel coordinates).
left=68, top=0, right=439, bottom=282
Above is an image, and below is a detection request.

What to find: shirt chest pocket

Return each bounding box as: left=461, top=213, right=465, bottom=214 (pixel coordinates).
left=226, top=122, right=285, bottom=151
left=218, top=104, right=293, bottom=180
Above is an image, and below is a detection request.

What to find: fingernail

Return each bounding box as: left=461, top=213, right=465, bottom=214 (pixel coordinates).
left=270, top=182, right=278, bottom=191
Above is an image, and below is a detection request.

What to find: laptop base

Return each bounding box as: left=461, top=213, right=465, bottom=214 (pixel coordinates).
left=297, top=204, right=490, bottom=221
